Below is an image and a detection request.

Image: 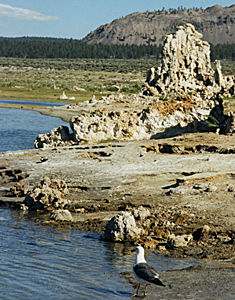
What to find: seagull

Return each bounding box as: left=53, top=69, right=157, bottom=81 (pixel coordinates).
left=131, top=245, right=165, bottom=298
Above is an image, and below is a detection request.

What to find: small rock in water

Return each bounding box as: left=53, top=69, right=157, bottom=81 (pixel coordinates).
left=50, top=209, right=73, bottom=222
left=102, top=211, right=144, bottom=242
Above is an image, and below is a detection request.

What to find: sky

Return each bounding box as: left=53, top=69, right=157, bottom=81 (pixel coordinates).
left=0, top=0, right=235, bottom=39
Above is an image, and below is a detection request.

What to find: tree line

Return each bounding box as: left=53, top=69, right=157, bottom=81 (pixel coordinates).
left=210, top=43, right=235, bottom=61
left=0, top=37, right=235, bottom=61
left=0, top=38, right=162, bottom=59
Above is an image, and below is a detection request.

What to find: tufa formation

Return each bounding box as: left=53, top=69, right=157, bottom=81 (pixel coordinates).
left=141, top=23, right=235, bottom=99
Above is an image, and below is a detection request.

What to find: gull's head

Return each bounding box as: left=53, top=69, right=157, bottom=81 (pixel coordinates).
left=132, top=245, right=146, bottom=264
left=135, top=245, right=144, bottom=255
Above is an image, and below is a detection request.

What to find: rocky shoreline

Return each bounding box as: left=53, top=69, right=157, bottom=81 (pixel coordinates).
left=1, top=128, right=235, bottom=263
left=1, top=112, right=235, bottom=299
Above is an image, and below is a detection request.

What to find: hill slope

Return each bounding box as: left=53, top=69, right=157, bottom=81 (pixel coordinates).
left=83, top=5, right=235, bottom=46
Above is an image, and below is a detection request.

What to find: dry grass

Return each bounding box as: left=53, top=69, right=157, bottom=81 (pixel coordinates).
left=0, top=57, right=158, bottom=103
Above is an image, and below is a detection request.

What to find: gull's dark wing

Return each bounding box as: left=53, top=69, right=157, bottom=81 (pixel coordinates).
left=134, top=263, right=165, bottom=286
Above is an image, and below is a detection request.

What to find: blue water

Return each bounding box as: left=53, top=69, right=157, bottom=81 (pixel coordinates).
left=0, top=107, right=69, bottom=152
left=0, top=99, right=68, bottom=107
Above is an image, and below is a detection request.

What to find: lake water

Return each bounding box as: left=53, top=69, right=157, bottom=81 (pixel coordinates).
left=0, top=99, right=68, bottom=107
left=0, top=102, right=69, bottom=152
left=0, top=101, right=204, bottom=299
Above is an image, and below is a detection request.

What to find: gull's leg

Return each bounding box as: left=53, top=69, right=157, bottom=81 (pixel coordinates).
left=131, top=283, right=140, bottom=298
left=143, top=284, right=148, bottom=296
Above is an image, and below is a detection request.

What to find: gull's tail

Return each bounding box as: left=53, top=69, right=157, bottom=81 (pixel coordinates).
left=152, top=278, right=165, bottom=287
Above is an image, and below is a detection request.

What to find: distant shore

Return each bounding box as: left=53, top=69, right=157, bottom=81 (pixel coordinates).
left=0, top=102, right=78, bottom=123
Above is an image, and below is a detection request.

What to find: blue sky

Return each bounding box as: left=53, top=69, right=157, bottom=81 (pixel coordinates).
left=0, top=0, right=234, bottom=39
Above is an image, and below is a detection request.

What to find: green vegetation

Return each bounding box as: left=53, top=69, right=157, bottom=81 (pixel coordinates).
left=210, top=44, right=235, bottom=62
left=205, top=115, right=221, bottom=129
left=0, top=57, right=159, bottom=102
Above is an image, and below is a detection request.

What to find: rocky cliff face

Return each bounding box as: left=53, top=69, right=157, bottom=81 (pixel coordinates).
left=83, top=5, right=235, bottom=46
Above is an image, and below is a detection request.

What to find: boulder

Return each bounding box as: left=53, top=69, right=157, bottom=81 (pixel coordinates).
left=69, top=96, right=215, bottom=143
left=154, top=229, right=170, bottom=240
left=23, top=176, right=69, bottom=211
left=34, top=125, right=77, bottom=148
left=167, top=233, right=193, bottom=248
left=184, top=246, right=203, bottom=256
left=50, top=209, right=73, bottom=222
left=102, top=211, right=144, bottom=242
left=133, top=206, right=151, bottom=220
left=10, top=179, right=29, bottom=197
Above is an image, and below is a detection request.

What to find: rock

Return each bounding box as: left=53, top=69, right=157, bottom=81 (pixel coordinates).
left=201, top=225, right=211, bottom=234
left=184, top=246, right=203, bottom=256
left=102, top=211, right=144, bottom=242
left=89, top=95, right=97, bottom=105
left=69, top=96, right=214, bottom=143
left=193, top=182, right=210, bottom=190
left=165, top=186, right=188, bottom=195
left=217, top=235, right=232, bottom=243
left=10, top=179, right=29, bottom=197
left=143, top=238, right=159, bottom=249
left=50, top=209, right=73, bottom=222
left=40, top=156, right=48, bottom=163
left=205, top=185, right=217, bottom=192
left=20, top=203, right=28, bottom=212
left=193, top=182, right=217, bottom=192
left=167, top=233, right=193, bottom=248
left=141, top=23, right=235, bottom=100
left=39, top=59, right=230, bottom=147
left=72, top=86, right=86, bottom=91
left=133, top=206, right=151, bottom=220
left=23, top=176, right=69, bottom=211
left=157, top=245, right=167, bottom=251
left=225, top=111, right=235, bottom=134
left=193, top=225, right=211, bottom=241
left=34, top=125, right=77, bottom=148
left=60, top=91, right=68, bottom=100
left=153, top=229, right=170, bottom=240
left=75, top=208, right=85, bottom=213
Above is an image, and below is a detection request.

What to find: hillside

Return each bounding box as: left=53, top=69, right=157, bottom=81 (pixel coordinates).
left=83, top=5, right=235, bottom=46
